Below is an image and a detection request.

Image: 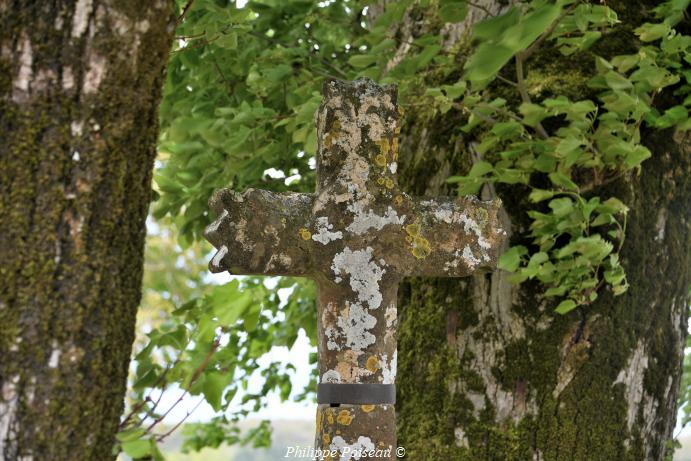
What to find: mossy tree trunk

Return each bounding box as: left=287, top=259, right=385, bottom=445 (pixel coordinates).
left=393, top=2, right=691, bottom=460
left=0, top=2, right=175, bottom=460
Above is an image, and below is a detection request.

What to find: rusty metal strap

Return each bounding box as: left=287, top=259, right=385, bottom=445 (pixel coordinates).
left=317, top=383, right=396, bottom=405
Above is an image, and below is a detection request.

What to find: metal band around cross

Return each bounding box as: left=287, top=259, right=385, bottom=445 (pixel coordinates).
left=317, top=383, right=396, bottom=405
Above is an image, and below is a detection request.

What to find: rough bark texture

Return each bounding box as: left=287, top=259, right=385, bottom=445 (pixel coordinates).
left=393, top=1, right=691, bottom=460
left=205, top=79, right=506, bottom=460
left=0, top=1, right=175, bottom=460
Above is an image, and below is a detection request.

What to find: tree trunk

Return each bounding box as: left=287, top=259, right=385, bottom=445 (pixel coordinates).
left=0, top=2, right=175, bottom=459
left=394, top=2, right=691, bottom=460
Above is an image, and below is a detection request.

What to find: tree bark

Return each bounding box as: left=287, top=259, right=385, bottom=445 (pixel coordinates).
left=0, top=1, right=175, bottom=460
left=394, top=2, right=691, bottom=460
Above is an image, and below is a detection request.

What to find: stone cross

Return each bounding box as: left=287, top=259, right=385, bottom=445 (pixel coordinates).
left=204, top=78, right=506, bottom=460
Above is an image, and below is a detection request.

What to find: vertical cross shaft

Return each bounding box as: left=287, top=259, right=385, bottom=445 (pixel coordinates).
left=204, top=78, right=507, bottom=460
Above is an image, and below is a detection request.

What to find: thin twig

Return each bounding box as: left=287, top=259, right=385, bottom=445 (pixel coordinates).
left=522, top=2, right=580, bottom=60
left=495, top=74, right=518, bottom=87
left=515, top=53, right=550, bottom=139
left=467, top=1, right=496, bottom=17
left=143, top=338, right=221, bottom=435
left=177, top=0, right=197, bottom=24
left=156, top=399, right=205, bottom=442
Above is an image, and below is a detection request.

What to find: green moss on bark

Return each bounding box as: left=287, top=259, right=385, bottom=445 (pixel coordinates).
left=396, top=2, right=690, bottom=460
left=0, top=2, right=175, bottom=460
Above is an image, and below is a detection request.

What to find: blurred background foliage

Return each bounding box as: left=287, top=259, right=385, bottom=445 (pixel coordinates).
left=117, top=0, right=691, bottom=459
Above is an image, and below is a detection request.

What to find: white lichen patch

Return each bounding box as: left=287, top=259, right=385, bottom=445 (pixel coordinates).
left=326, top=106, right=362, bottom=154
left=330, top=435, right=375, bottom=461
left=82, top=53, right=106, bottom=94
left=389, top=162, right=397, bottom=174
left=312, top=216, right=343, bottom=245
left=48, top=342, right=61, bottom=368
left=454, top=427, right=469, bottom=448
left=265, top=253, right=292, bottom=272
left=385, top=304, right=397, bottom=328
left=325, top=324, right=341, bottom=351
left=211, top=245, right=228, bottom=269
left=0, top=378, right=19, bottom=454
left=459, top=211, right=492, bottom=252
left=444, top=249, right=462, bottom=272
left=346, top=205, right=405, bottom=235
left=380, top=351, right=397, bottom=384
left=70, top=120, right=83, bottom=136
left=614, top=340, right=649, bottom=431
left=462, top=246, right=481, bottom=269
left=206, top=209, right=228, bottom=235
left=331, top=247, right=384, bottom=309
left=322, top=369, right=342, bottom=384
left=233, top=219, right=255, bottom=252
left=336, top=301, right=377, bottom=352
left=71, top=0, right=93, bottom=37
left=13, top=35, right=32, bottom=100
left=434, top=206, right=454, bottom=224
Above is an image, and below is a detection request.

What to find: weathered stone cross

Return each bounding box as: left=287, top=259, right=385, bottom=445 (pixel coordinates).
left=204, top=78, right=505, bottom=460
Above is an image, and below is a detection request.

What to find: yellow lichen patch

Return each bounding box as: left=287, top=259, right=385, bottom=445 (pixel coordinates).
left=391, top=137, right=399, bottom=161
left=405, top=223, right=421, bottom=236
left=322, top=433, right=331, bottom=445
left=374, top=153, right=387, bottom=167
left=327, top=412, right=335, bottom=425
left=412, top=235, right=432, bottom=259
left=299, top=228, right=311, bottom=240
left=316, top=409, right=322, bottom=433
left=394, top=195, right=404, bottom=206
left=366, top=356, right=380, bottom=372
left=361, top=405, right=375, bottom=413
left=405, top=235, right=412, bottom=243
left=377, top=177, right=385, bottom=185
left=336, top=409, right=353, bottom=426
left=324, top=119, right=342, bottom=148
left=385, top=178, right=394, bottom=189
left=375, top=137, right=390, bottom=156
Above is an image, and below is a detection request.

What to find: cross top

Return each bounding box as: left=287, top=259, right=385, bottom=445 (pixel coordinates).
left=205, top=77, right=506, bottom=459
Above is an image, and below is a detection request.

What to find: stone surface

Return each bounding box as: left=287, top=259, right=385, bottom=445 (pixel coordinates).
left=205, top=78, right=506, bottom=459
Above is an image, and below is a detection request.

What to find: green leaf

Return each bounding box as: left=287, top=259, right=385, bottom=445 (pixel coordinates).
left=348, top=54, right=378, bottom=69
left=548, top=197, right=574, bottom=218
left=116, top=428, right=147, bottom=443
left=635, top=22, right=671, bottom=42
left=548, top=171, right=579, bottom=190
left=464, top=44, right=515, bottom=85
left=529, top=189, right=554, bottom=202
left=491, top=121, right=524, bottom=139
left=498, top=246, right=528, bottom=272
left=467, top=161, right=494, bottom=177
left=604, top=71, right=633, bottom=90
left=473, top=7, right=521, bottom=40
left=203, top=372, right=231, bottom=411
left=624, top=145, right=652, bottom=168
left=244, top=304, right=262, bottom=332
left=555, top=299, right=577, bottom=314
left=122, top=439, right=152, bottom=459
left=216, top=32, right=238, bottom=49
left=519, top=103, right=548, bottom=126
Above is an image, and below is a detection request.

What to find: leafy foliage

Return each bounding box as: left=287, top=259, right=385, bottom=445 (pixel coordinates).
left=117, top=0, right=691, bottom=457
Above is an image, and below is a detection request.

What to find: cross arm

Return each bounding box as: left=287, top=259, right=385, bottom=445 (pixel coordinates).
left=396, top=195, right=507, bottom=278
left=204, top=188, right=315, bottom=276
